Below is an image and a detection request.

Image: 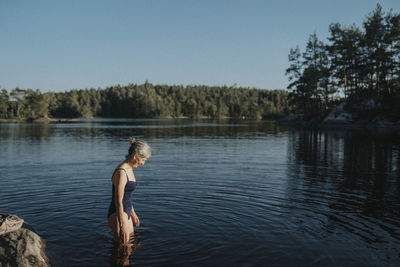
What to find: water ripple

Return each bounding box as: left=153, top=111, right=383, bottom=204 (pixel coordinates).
left=1, top=121, right=400, bottom=266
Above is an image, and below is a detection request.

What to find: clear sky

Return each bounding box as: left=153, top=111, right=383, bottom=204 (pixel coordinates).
left=1, top=0, right=399, bottom=92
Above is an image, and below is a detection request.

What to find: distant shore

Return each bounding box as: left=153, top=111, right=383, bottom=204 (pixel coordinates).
left=0, top=117, right=83, bottom=123
left=0, top=115, right=243, bottom=123
left=2, top=113, right=399, bottom=131
left=276, top=103, right=400, bottom=131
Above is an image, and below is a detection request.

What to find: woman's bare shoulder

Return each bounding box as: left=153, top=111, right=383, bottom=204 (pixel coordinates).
left=112, top=168, right=127, bottom=185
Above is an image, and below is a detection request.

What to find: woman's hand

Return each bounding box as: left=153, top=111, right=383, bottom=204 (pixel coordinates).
left=131, top=211, right=140, bottom=227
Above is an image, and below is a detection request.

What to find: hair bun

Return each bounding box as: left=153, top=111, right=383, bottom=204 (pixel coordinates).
left=130, top=137, right=136, bottom=145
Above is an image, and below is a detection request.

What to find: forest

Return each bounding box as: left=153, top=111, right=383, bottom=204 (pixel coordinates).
left=286, top=4, right=400, bottom=121
left=0, top=83, right=288, bottom=120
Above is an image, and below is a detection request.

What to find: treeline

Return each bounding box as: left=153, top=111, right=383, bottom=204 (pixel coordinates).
left=286, top=4, right=400, bottom=120
left=0, top=83, right=288, bottom=120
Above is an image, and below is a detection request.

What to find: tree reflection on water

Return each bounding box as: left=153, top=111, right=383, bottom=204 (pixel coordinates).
left=286, top=129, right=400, bottom=248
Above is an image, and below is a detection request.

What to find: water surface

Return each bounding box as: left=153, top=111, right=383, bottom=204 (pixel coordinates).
left=0, top=119, right=399, bottom=266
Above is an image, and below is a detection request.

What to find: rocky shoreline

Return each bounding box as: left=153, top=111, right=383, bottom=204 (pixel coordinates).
left=0, top=214, right=49, bottom=267
left=276, top=103, right=400, bottom=131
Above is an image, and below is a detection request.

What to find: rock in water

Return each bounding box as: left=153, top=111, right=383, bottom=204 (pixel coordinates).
left=0, top=215, right=49, bottom=267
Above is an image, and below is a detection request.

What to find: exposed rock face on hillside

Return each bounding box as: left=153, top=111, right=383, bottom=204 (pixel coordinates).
left=322, top=103, right=353, bottom=125
left=0, top=214, right=49, bottom=267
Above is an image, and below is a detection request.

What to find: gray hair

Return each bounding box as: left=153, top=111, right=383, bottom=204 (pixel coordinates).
left=126, top=137, right=151, bottom=160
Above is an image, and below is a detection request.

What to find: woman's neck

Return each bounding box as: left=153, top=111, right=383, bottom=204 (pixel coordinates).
left=121, top=161, right=132, bottom=169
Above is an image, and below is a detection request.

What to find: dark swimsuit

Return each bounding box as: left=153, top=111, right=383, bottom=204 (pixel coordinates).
left=107, top=168, right=137, bottom=220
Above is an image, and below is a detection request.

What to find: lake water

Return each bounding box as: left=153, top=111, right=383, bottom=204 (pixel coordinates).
left=0, top=119, right=399, bottom=266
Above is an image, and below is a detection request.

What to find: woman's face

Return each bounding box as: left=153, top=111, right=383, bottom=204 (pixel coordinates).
left=132, top=156, right=147, bottom=168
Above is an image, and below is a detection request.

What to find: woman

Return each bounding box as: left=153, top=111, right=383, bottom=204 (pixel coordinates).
left=108, top=138, right=151, bottom=244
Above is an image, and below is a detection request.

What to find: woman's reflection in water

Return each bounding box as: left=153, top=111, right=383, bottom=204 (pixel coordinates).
left=110, top=233, right=141, bottom=267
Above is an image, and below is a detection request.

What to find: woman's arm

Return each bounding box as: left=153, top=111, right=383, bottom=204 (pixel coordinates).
left=113, top=170, right=129, bottom=243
